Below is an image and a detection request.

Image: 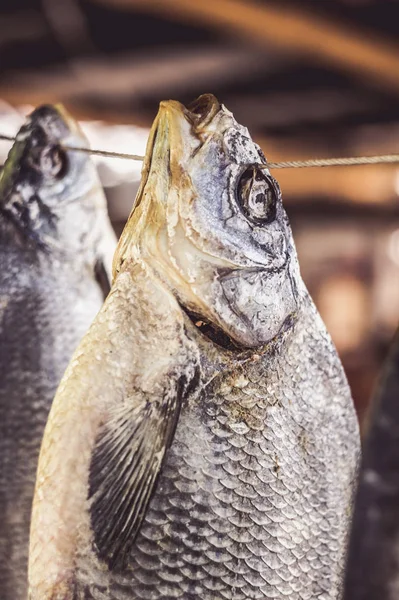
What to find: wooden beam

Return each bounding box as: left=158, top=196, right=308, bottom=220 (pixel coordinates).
left=93, top=0, right=399, bottom=95
left=0, top=10, right=47, bottom=45
left=0, top=45, right=266, bottom=110
left=227, top=89, right=376, bottom=129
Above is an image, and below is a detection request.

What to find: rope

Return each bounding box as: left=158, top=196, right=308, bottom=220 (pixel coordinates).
left=1, top=133, right=399, bottom=169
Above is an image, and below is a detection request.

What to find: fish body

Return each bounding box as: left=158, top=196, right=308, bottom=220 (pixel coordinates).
left=344, top=328, right=399, bottom=600
left=29, top=96, right=360, bottom=600
left=0, top=105, right=116, bottom=600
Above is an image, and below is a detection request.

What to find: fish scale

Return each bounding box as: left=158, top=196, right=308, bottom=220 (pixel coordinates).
left=69, top=298, right=358, bottom=600
left=0, top=255, right=105, bottom=600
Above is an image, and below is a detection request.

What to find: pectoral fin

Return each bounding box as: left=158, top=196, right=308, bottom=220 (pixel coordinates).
left=88, top=364, right=198, bottom=571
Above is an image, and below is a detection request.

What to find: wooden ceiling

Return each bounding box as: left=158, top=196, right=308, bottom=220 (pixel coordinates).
left=1, top=0, right=399, bottom=207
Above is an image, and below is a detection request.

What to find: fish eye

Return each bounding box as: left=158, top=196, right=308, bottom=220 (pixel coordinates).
left=40, top=145, right=68, bottom=179
left=237, top=166, right=277, bottom=225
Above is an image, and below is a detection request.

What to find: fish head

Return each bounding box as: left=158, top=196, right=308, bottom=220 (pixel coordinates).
left=115, top=94, right=299, bottom=348
left=0, top=104, right=103, bottom=248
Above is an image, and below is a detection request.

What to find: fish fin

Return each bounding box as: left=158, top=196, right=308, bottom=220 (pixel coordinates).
left=88, top=364, right=199, bottom=571
left=94, top=258, right=111, bottom=299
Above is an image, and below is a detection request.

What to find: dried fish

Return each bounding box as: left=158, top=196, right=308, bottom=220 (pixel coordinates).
left=29, top=95, right=360, bottom=600
left=0, top=105, right=116, bottom=600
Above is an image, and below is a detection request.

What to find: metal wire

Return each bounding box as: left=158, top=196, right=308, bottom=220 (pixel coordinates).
left=0, top=134, right=145, bottom=162
left=1, top=133, right=399, bottom=169
left=265, top=154, right=399, bottom=169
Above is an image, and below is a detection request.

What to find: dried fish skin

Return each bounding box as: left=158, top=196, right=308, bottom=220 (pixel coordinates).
left=29, top=95, right=360, bottom=600
left=0, top=104, right=116, bottom=600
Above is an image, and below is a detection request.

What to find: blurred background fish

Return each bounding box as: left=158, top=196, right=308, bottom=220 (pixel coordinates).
left=1, top=0, right=397, bottom=428
left=344, top=327, right=399, bottom=600
left=0, top=105, right=116, bottom=600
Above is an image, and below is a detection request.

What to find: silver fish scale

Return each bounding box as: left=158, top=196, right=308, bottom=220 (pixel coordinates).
left=79, top=298, right=359, bottom=600
left=0, top=249, right=104, bottom=600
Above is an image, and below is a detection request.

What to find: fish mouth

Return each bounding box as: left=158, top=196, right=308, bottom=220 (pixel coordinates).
left=146, top=93, right=221, bottom=171
left=2, top=105, right=81, bottom=188
left=153, top=93, right=221, bottom=163
left=17, top=104, right=81, bottom=151
left=161, top=93, right=221, bottom=130
left=186, top=93, right=221, bottom=128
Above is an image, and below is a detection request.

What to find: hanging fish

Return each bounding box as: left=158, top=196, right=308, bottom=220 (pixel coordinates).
left=0, top=104, right=116, bottom=600
left=344, top=327, right=399, bottom=600
left=28, top=94, right=360, bottom=600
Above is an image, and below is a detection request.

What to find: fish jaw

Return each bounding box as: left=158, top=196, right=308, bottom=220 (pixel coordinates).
left=114, top=94, right=298, bottom=348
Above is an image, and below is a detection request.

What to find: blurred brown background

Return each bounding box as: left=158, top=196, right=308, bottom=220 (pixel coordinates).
left=1, top=0, right=399, bottom=427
